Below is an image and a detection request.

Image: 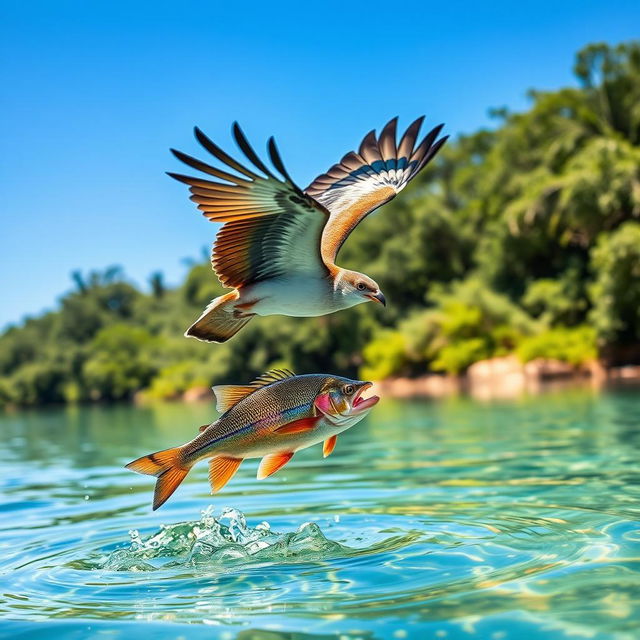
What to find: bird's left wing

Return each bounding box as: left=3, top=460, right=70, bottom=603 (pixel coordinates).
left=306, top=117, right=448, bottom=265
left=168, top=125, right=330, bottom=289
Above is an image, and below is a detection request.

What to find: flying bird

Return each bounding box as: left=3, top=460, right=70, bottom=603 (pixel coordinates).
left=169, top=117, right=448, bottom=342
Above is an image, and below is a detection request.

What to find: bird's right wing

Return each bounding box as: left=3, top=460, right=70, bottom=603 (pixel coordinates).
left=306, top=117, right=448, bottom=265
left=169, top=124, right=330, bottom=289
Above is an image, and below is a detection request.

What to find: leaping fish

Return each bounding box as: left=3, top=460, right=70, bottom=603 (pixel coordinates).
left=126, top=369, right=379, bottom=510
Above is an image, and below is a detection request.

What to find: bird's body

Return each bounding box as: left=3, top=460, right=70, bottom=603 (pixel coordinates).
left=169, top=117, right=448, bottom=341
left=220, top=268, right=367, bottom=318
left=237, top=274, right=336, bottom=317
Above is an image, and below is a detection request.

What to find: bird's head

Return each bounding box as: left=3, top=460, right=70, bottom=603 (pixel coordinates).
left=335, top=269, right=386, bottom=307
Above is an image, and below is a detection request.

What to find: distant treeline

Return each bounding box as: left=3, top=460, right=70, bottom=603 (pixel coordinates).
left=2, top=42, right=640, bottom=406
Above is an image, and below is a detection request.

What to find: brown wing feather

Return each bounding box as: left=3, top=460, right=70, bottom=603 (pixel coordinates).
left=306, top=117, right=448, bottom=264
left=169, top=124, right=330, bottom=288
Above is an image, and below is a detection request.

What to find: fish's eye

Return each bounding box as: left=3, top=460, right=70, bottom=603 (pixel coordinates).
left=343, top=384, right=355, bottom=395
left=356, top=282, right=366, bottom=291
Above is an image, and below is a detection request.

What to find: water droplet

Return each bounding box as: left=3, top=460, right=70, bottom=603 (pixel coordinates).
left=100, top=507, right=348, bottom=571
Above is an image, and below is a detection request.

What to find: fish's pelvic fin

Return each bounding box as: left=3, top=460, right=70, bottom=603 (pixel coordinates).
left=257, top=452, right=294, bottom=480
left=198, top=424, right=210, bottom=433
left=209, top=456, right=243, bottom=493
left=274, top=417, right=319, bottom=435
left=185, top=290, right=253, bottom=343
left=211, top=385, right=256, bottom=413
left=323, top=435, right=338, bottom=458
left=125, top=446, right=191, bottom=511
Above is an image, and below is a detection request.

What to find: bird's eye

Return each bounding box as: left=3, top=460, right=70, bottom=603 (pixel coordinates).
left=356, top=282, right=366, bottom=291
left=343, top=384, right=355, bottom=395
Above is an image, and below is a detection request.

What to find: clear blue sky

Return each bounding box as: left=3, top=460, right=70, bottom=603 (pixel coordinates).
left=1, top=1, right=638, bottom=328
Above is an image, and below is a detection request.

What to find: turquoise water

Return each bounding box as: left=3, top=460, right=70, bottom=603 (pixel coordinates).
left=1, top=389, right=640, bottom=639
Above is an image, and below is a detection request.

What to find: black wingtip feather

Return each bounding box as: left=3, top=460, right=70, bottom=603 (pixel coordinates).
left=267, top=136, right=294, bottom=184
left=194, top=126, right=259, bottom=180
left=416, top=134, right=449, bottom=173
left=170, top=147, right=254, bottom=185
left=193, top=126, right=214, bottom=151
left=420, top=123, right=446, bottom=151
left=358, top=129, right=382, bottom=162
left=232, top=122, right=276, bottom=179
left=397, top=116, right=426, bottom=159
left=379, top=117, right=399, bottom=159
left=194, top=126, right=216, bottom=151
left=166, top=171, right=190, bottom=184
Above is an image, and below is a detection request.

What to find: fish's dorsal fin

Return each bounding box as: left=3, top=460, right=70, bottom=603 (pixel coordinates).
left=249, top=368, right=296, bottom=388
left=212, top=369, right=296, bottom=413
left=211, top=385, right=256, bottom=413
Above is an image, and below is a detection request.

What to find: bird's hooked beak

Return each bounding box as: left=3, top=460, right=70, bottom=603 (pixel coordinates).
left=367, top=291, right=386, bottom=307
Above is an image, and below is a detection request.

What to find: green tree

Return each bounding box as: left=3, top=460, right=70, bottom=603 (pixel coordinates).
left=589, top=222, right=640, bottom=343
left=83, top=325, right=158, bottom=401
left=2, top=41, right=640, bottom=407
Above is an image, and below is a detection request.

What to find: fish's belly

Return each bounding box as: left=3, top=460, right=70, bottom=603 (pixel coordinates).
left=220, top=432, right=324, bottom=459
left=242, top=277, right=341, bottom=317
left=217, top=421, right=353, bottom=460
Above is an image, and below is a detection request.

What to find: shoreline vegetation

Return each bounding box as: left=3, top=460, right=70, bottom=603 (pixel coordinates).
left=2, top=42, right=640, bottom=410
left=163, top=357, right=640, bottom=406
left=371, top=357, right=640, bottom=402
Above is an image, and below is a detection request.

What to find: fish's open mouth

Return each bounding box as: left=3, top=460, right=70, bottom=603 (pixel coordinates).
left=352, top=382, right=379, bottom=413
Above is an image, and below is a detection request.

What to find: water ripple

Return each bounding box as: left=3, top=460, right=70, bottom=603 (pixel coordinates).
left=1, top=393, right=640, bottom=639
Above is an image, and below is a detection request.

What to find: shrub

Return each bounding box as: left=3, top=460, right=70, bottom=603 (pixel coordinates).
left=431, top=338, right=490, bottom=374
left=360, top=330, right=408, bottom=380
left=83, top=325, right=158, bottom=400
left=143, top=361, right=211, bottom=400
left=516, top=325, right=597, bottom=365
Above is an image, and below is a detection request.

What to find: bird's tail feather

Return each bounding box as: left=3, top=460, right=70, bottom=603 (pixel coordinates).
left=186, top=290, right=253, bottom=343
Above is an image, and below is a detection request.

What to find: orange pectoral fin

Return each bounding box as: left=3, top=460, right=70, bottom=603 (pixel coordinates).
left=274, top=416, right=319, bottom=435
left=323, top=435, right=338, bottom=458
left=257, top=452, right=293, bottom=480
left=199, top=424, right=209, bottom=433
left=208, top=456, right=243, bottom=493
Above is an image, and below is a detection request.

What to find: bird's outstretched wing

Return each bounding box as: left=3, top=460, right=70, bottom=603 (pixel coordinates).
left=306, top=117, right=448, bottom=265
left=169, top=124, right=330, bottom=289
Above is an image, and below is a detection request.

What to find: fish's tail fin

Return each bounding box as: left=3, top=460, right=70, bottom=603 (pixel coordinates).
left=126, top=446, right=191, bottom=511
left=185, top=290, right=254, bottom=343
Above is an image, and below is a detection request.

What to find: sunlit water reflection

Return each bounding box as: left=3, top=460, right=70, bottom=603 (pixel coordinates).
left=1, top=388, right=640, bottom=639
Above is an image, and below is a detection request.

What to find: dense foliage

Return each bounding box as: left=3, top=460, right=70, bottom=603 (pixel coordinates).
left=2, top=42, right=639, bottom=406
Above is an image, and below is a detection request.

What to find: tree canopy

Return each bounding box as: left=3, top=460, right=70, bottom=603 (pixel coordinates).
left=2, top=41, right=639, bottom=406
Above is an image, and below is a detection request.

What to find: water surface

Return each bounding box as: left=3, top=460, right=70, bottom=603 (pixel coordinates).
left=1, top=389, right=640, bottom=639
